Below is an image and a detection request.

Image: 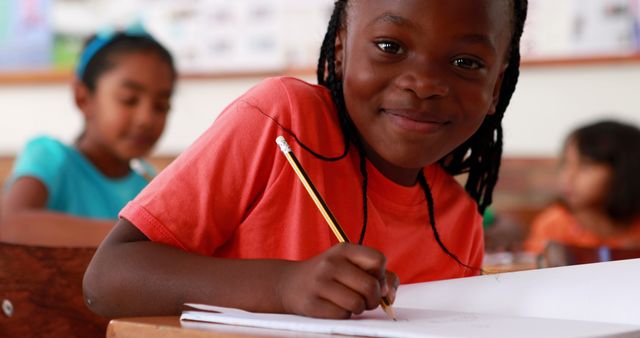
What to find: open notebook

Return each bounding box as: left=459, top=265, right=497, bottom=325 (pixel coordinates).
left=180, top=259, right=640, bottom=338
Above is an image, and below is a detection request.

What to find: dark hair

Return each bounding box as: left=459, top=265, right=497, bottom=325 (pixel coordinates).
left=570, top=120, right=640, bottom=223
left=314, top=0, right=529, bottom=270
left=80, top=33, right=176, bottom=92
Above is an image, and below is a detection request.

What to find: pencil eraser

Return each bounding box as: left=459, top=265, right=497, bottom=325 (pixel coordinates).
left=276, top=136, right=291, bottom=153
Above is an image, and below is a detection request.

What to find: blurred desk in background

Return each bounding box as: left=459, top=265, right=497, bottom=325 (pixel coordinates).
left=482, top=251, right=539, bottom=274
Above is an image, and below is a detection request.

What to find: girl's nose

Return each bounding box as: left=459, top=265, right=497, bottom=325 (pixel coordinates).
left=395, top=61, right=450, bottom=99
left=134, top=100, right=155, bottom=128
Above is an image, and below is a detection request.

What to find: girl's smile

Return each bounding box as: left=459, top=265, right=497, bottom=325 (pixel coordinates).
left=380, top=108, right=451, bottom=134
left=124, top=133, right=158, bottom=148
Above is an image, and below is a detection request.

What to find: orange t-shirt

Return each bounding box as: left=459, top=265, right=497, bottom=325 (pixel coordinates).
left=120, top=77, right=484, bottom=283
left=524, top=204, right=640, bottom=253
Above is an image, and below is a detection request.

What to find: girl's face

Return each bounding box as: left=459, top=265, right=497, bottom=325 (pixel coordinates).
left=558, top=140, right=613, bottom=212
left=336, top=0, right=512, bottom=183
left=81, top=51, right=174, bottom=161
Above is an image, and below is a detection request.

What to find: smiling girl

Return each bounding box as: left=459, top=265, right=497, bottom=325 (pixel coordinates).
left=85, top=0, right=528, bottom=319
left=1, top=29, right=176, bottom=247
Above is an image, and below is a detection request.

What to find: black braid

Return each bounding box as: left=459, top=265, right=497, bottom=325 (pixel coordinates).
left=236, top=2, right=353, bottom=165
left=441, top=0, right=528, bottom=215
left=317, top=0, right=372, bottom=244
left=247, top=101, right=348, bottom=162
left=356, top=143, right=369, bottom=245
left=418, top=172, right=482, bottom=274
left=311, top=0, right=527, bottom=269
left=318, top=0, right=353, bottom=146
left=248, top=0, right=352, bottom=165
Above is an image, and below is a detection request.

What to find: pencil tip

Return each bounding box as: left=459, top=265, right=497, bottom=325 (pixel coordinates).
left=381, top=299, right=397, bottom=321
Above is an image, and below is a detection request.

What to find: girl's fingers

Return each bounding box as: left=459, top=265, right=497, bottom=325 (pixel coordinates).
left=296, top=244, right=393, bottom=317
left=328, top=259, right=382, bottom=310
left=384, top=271, right=400, bottom=304
left=339, top=244, right=387, bottom=281
left=306, top=296, right=352, bottom=319
left=317, top=280, right=367, bottom=315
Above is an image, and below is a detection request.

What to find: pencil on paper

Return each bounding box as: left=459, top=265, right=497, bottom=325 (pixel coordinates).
left=275, top=136, right=397, bottom=321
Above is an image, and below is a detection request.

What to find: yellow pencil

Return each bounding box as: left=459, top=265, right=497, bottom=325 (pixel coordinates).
left=276, top=136, right=396, bottom=321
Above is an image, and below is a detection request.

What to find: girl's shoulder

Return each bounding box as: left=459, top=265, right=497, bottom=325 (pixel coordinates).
left=216, top=76, right=342, bottom=155
left=252, top=76, right=328, bottom=95
left=531, top=203, right=574, bottom=230
left=8, top=135, right=72, bottom=190
left=235, top=76, right=333, bottom=116
left=16, top=135, right=74, bottom=170
left=22, top=135, right=69, bottom=156
left=539, top=203, right=572, bottom=219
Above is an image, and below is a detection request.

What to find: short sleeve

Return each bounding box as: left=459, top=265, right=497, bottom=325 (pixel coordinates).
left=6, top=136, right=66, bottom=194
left=120, top=78, right=293, bottom=256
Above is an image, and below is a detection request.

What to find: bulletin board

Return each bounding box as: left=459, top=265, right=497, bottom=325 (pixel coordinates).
left=0, top=0, right=334, bottom=82
left=1, top=0, right=639, bottom=83
left=521, top=0, right=640, bottom=66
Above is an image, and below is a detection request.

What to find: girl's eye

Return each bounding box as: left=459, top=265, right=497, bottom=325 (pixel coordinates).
left=154, top=101, right=171, bottom=114
left=120, top=97, right=138, bottom=107
left=452, top=57, right=484, bottom=70
left=375, top=41, right=404, bottom=55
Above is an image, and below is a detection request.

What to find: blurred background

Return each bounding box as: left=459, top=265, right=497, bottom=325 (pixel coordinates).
left=1, top=0, right=639, bottom=257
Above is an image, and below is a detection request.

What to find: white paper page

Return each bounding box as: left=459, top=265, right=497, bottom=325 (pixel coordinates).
left=180, top=303, right=640, bottom=338
left=395, top=259, right=640, bottom=326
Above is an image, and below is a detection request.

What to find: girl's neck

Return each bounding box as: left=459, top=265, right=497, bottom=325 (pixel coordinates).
left=360, top=141, right=421, bottom=187
left=75, top=136, right=131, bottom=178
left=573, top=207, right=631, bottom=238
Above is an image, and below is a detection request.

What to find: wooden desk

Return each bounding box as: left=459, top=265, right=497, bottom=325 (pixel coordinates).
left=482, top=262, right=538, bottom=274
left=107, top=316, right=339, bottom=338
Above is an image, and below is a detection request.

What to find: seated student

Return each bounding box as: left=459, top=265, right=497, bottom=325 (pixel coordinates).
left=0, top=27, right=176, bottom=247
left=84, top=0, right=529, bottom=319
left=525, top=120, right=640, bottom=254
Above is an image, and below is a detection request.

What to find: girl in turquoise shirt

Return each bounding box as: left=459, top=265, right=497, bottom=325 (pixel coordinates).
left=1, top=28, right=176, bottom=247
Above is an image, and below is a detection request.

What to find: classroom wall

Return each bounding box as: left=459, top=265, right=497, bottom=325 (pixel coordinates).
left=1, top=63, right=639, bottom=157
left=504, top=62, right=640, bottom=156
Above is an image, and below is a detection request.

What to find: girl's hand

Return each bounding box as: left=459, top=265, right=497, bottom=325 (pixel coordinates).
left=383, top=269, right=400, bottom=305
left=278, top=243, right=398, bottom=319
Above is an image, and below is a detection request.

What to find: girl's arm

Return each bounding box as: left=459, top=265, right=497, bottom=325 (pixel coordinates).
left=0, top=177, right=114, bottom=247
left=83, top=218, right=399, bottom=319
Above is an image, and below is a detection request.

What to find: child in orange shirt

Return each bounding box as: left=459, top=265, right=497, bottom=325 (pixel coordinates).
left=85, top=0, right=529, bottom=319
left=525, top=121, right=640, bottom=254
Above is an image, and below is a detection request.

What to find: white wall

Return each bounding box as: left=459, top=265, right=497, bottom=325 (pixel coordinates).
left=1, top=64, right=639, bottom=157
left=504, top=62, right=640, bottom=156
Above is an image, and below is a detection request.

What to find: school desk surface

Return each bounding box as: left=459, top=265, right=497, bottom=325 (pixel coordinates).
left=107, top=316, right=350, bottom=338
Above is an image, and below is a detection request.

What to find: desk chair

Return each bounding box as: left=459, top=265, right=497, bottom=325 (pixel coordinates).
left=0, top=242, right=108, bottom=337
left=542, top=241, right=640, bottom=268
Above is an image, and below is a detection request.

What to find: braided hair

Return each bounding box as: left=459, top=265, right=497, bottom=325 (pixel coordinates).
left=312, top=0, right=528, bottom=269
left=441, top=0, right=529, bottom=214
